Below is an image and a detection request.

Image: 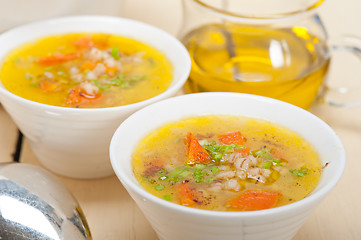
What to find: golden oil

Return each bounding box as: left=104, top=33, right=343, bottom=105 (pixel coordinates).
left=182, top=24, right=330, bottom=109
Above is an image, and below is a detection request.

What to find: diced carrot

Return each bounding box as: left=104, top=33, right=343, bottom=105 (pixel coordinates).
left=39, top=80, right=61, bottom=93
left=73, top=37, right=94, bottom=49
left=178, top=182, right=197, bottom=206
left=270, top=149, right=288, bottom=164
left=37, top=53, right=80, bottom=66
left=66, top=86, right=105, bottom=106
left=270, top=149, right=282, bottom=159
left=227, top=190, right=281, bottom=211
left=66, top=86, right=82, bottom=105
left=80, top=61, right=97, bottom=71
left=186, top=133, right=211, bottom=164
left=66, top=86, right=106, bottom=106
left=105, top=66, right=118, bottom=75
left=218, top=131, right=247, bottom=145
left=235, top=147, right=250, bottom=157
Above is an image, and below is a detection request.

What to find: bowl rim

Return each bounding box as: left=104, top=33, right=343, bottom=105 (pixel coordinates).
left=110, top=92, right=346, bottom=218
left=0, top=15, right=191, bottom=113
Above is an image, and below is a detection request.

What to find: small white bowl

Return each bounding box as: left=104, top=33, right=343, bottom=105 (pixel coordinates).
left=0, top=15, right=191, bottom=179
left=110, top=92, right=345, bottom=240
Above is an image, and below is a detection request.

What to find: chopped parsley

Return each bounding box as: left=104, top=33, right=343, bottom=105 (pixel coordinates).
left=290, top=167, right=309, bottom=177
left=151, top=163, right=219, bottom=185
left=111, top=46, right=120, bottom=60
left=92, top=79, right=110, bottom=90
left=201, top=140, right=246, bottom=162
left=155, top=185, right=165, bottom=191
left=255, top=148, right=287, bottom=168
left=163, top=195, right=173, bottom=201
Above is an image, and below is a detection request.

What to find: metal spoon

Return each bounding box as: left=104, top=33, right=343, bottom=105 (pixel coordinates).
left=0, top=162, right=92, bottom=240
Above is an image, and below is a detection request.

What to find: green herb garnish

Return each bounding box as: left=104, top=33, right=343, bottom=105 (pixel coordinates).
left=273, top=158, right=281, bottom=164
left=194, top=164, right=206, bottom=169
left=256, top=148, right=286, bottom=168
left=179, top=170, right=192, bottom=178
left=57, top=71, right=68, bottom=77
left=92, top=79, right=110, bottom=90
left=109, top=74, right=146, bottom=88
left=111, top=46, right=120, bottom=60
left=130, top=75, right=147, bottom=83
left=254, top=148, right=273, bottom=160
left=210, top=166, right=219, bottom=174
left=44, top=67, right=54, bottom=71
left=24, top=73, right=33, bottom=80
left=155, top=185, right=165, bottom=191
left=201, top=140, right=245, bottom=162
left=263, top=161, right=272, bottom=169
left=110, top=74, right=124, bottom=87
left=290, top=167, right=309, bottom=177
left=163, top=195, right=173, bottom=201
left=148, top=163, right=220, bottom=185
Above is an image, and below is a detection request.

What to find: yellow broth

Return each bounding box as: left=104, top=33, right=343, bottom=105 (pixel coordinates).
left=0, top=33, right=173, bottom=108
left=132, top=115, right=323, bottom=211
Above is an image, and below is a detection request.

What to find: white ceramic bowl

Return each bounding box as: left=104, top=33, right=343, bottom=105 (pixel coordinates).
left=110, top=92, right=345, bottom=240
left=0, top=15, right=191, bottom=179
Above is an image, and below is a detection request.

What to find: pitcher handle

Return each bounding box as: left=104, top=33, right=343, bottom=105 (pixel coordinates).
left=322, top=35, right=361, bottom=108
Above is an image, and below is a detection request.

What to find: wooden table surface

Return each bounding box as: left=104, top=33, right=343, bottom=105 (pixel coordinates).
left=1, top=0, right=361, bottom=239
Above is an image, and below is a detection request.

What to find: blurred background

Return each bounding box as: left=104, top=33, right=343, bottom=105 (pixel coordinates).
left=0, top=0, right=358, bottom=41
left=0, top=0, right=124, bottom=32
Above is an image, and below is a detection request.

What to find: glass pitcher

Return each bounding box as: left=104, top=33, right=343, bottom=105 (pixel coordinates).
left=179, top=0, right=361, bottom=109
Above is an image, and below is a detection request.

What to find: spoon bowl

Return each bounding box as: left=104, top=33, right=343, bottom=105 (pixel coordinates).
left=0, top=162, right=92, bottom=239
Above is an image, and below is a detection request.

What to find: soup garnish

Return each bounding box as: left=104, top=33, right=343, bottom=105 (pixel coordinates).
left=0, top=33, right=173, bottom=108
left=132, top=115, right=323, bottom=211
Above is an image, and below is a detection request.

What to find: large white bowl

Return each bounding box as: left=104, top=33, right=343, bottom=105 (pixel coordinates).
left=110, top=92, right=345, bottom=240
left=0, top=15, right=191, bottom=179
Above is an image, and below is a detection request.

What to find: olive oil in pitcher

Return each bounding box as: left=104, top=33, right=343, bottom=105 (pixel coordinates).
left=182, top=24, right=330, bottom=109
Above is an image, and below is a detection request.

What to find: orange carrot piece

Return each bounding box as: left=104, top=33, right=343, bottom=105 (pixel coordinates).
left=80, top=61, right=97, bottom=71
left=227, top=190, right=281, bottom=211
left=38, top=53, right=79, bottom=66
left=66, top=86, right=105, bottom=106
left=66, top=86, right=82, bottom=105
left=235, top=147, right=250, bottom=157
left=105, top=66, right=118, bottom=75
left=73, top=37, right=94, bottom=49
left=186, top=132, right=211, bottom=164
left=178, top=182, right=197, bottom=206
left=270, top=149, right=288, bottom=164
left=218, top=131, right=247, bottom=145
left=39, top=80, right=61, bottom=93
left=270, top=149, right=282, bottom=159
